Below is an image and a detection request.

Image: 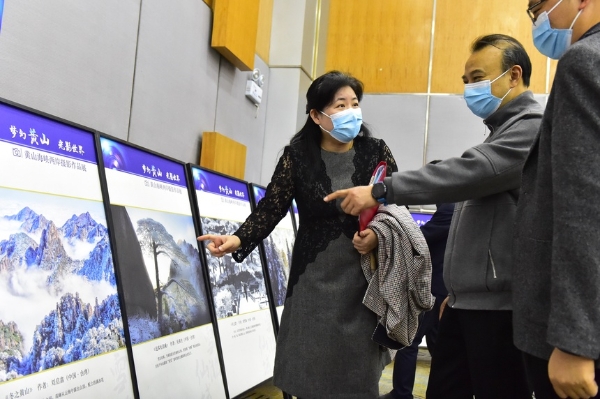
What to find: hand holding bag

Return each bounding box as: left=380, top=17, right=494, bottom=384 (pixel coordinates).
left=358, top=161, right=387, bottom=231
left=358, top=161, right=387, bottom=271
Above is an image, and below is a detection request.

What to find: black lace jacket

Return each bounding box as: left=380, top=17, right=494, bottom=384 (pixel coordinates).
left=233, top=136, right=397, bottom=293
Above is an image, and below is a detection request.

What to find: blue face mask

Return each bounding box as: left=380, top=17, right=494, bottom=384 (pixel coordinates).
left=532, top=0, right=583, bottom=60
left=464, top=69, right=512, bottom=119
left=320, top=108, right=362, bottom=143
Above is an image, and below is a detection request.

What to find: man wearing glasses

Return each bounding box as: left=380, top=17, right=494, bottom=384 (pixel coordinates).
left=514, top=1, right=600, bottom=398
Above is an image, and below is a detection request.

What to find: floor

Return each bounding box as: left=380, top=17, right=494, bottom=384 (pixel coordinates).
left=238, top=348, right=432, bottom=399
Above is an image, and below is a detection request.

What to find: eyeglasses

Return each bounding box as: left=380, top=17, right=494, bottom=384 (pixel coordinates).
left=526, top=0, right=548, bottom=23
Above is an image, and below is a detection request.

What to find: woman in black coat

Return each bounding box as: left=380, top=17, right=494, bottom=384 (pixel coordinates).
left=199, top=71, right=397, bottom=399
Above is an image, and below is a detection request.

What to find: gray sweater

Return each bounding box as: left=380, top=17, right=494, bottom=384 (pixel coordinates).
left=384, top=91, right=543, bottom=310
left=513, top=23, right=600, bottom=362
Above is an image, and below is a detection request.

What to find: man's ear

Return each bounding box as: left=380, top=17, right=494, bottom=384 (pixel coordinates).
left=579, top=0, right=591, bottom=10
left=509, top=65, right=523, bottom=87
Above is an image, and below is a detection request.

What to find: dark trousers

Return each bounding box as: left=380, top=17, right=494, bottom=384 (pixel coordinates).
left=388, top=295, right=444, bottom=399
left=425, top=307, right=531, bottom=399
left=522, top=351, right=600, bottom=399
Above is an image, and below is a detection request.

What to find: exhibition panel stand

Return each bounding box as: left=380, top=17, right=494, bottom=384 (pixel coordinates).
left=0, top=101, right=136, bottom=399
left=248, top=183, right=296, bottom=327
left=99, top=136, right=227, bottom=399
left=189, top=166, right=277, bottom=398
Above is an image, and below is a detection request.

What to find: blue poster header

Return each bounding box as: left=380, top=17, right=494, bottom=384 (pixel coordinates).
left=410, top=212, right=433, bottom=227
left=0, top=102, right=97, bottom=164
left=100, top=137, right=186, bottom=187
left=0, top=0, right=4, bottom=33
left=191, top=167, right=248, bottom=202
left=251, top=185, right=266, bottom=206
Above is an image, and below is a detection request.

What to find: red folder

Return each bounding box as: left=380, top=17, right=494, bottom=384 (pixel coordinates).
left=358, top=161, right=387, bottom=232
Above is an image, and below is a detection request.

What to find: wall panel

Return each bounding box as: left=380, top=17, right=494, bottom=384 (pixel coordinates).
left=298, top=72, right=313, bottom=132
left=301, top=0, right=319, bottom=77
left=534, top=94, right=548, bottom=107
left=325, top=0, right=434, bottom=93
left=426, top=95, right=486, bottom=162
left=269, top=0, right=307, bottom=66
left=360, top=94, right=427, bottom=172
left=128, top=0, right=220, bottom=164
left=315, top=0, right=331, bottom=77
left=256, top=0, right=274, bottom=63
left=261, top=68, right=303, bottom=185
left=200, top=131, right=247, bottom=179
left=214, top=55, right=270, bottom=184
left=432, top=0, right=550, bottom=94
left=211, top=0, right=260, bottom=71
left=0, top=0, right=140, bottom=137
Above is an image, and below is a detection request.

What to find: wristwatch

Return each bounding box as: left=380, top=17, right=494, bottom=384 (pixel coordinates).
left=371, top=182, right=387, bottom=205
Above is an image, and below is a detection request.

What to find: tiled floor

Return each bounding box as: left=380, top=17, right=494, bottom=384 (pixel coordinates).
left=239, top=348, right=432, bottom=399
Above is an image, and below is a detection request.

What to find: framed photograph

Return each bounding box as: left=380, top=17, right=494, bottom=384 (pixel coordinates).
left=291, top=199, right=299, bottom=235
left=0, top=101, right=135, bottom=398
left=189, top=166, right=277, bottom=398
left=249, top=183, right=295, bottom=326
left=99, top=136, right=226, bottom=399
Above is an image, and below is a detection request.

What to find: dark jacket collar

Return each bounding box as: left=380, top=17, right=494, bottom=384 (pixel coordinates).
left=483, top=91, right=537, bottom=136
left=581, top=22, right=600, bottom=41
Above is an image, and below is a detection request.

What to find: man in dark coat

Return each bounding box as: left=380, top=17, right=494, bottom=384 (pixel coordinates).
left=514, top=1, right=600, bottom=398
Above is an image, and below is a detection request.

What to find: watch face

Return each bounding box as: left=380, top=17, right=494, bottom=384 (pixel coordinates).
left=372, top=182, right=385, bottom=199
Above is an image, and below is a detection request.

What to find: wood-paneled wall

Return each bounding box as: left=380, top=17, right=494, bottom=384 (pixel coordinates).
left=200, top=132, right=247, bottom=180
left=325, top=0, right=434, bottom=93
left=432, top=0, right=549, bottom=93
left=211, top=0, right=260, bottom=71
left=324, top=0, right=555, bottom=94
left=256, top=0, right=274, bottom=63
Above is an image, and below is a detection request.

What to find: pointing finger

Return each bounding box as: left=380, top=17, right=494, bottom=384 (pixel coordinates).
left=324, top=189, right=349, bottom=202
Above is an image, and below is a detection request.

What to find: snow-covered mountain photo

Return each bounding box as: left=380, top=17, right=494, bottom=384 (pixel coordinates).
left=0, top=188, right=125, bottom=383
left=109, top=205, right=211, bottom=345
left=262, top=225, right=295, bottom=307
left=200, top=217, right=269, bottom=319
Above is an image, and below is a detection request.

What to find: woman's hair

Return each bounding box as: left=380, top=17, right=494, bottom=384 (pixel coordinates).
left=289, top=71, right=371, bottom=176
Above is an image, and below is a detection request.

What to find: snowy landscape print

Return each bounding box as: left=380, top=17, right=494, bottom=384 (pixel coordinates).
left=109, top=206, right=211, bottom=345
left=200, top=217, right=269, bottom=319
left=263, top=224, right=295, bottom=307
left=0, top=187, right=125, bottom=383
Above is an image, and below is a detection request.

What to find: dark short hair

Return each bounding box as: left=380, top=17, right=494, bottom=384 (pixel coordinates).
left=471, top=34, right=532, bottom=87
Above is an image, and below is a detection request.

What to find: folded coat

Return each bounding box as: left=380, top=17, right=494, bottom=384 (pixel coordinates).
left=362, top=204, right=435, bottom=347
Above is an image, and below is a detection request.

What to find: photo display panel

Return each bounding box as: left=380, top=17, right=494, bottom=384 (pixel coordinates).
left=250, top=184, right=295, bottom=325
left=191, top=167, right=277, bottom=398
left=99, top=137, right=226, bottom=399
left=410, top=212, right=433, bottom=227
left=0, top=103, right=135, bottom=398
left=291, top=199, right=299, bottom=234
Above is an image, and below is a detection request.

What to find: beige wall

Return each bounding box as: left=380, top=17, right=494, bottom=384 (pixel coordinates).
left=324, top=0, right=557, bottom=94
left=325, top=1, right=434, bottom=93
